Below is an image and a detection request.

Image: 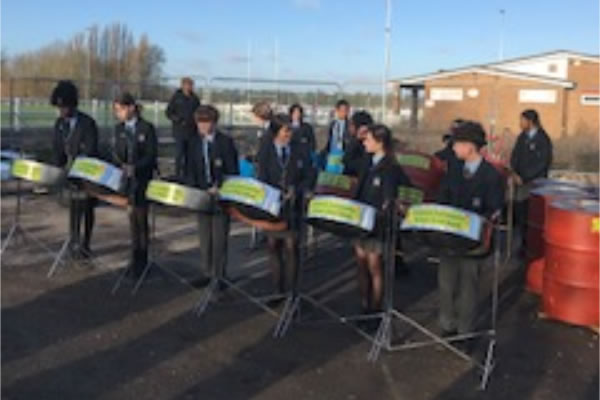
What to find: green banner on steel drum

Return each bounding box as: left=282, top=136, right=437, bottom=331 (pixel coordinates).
left=146, top=179, right=212, bottom=211
left=307, top=195, right=376, bottom=237
left=68, top=157, right=124, bottom=193
left=401, top=204, right=483, bottom=242
left=398, top=185, right=424, bottom=204
left=316, top=171, right=353, bottom=191
left=11, top=159, right=62, bottom=185
left=396, top=153, right=431, bottom=170
left=219, top=176, right=282, bottom=218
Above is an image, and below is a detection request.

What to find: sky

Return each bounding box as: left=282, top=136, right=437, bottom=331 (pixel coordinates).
left=2, top=0, right=599, bottom=84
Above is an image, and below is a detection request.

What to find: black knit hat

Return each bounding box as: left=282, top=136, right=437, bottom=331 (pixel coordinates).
left=50, top=80, right=79, bottom=108
left=452, top=121, right=487, bottom=148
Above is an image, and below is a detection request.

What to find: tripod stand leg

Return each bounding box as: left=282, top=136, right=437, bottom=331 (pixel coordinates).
left=131, top=261, right=153, bottom=295
left=47, top=237, right=70, bottom=278
left=193, top=278, right=219, bottom=316
left=273, top=294, right=300, bottom=338
left=111, top=265, right=131, bottom=295
left=479, top=338, right=496, bottom=390
left=367, top=313, right=391, bottom=362
left=1, top=224, right=18, bottom=254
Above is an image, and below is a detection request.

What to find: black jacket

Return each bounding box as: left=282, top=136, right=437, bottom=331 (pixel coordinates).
left=53, top=111, right=99, bottom=167
left=510, top=129, right=553, bottom=183
left=186, top=130, right=239, bottom=190
left=291, top=122, right=316, bottom=154
left=257, top=140, right=313, bottom=225
left=342, top=136, right=365, bottom=177
left=321, top=119, right=351, bottom=155
left=354, top=154, right=399, bottom=210
left=112, top=117, right=158, bottom=205
left=165, top=89, right=201, bottom=139
left=437, top=158, right=504, bottom=218
left=258, top=141, right=313, bottom=193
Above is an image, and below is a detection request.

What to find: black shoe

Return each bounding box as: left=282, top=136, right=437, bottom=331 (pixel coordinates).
left=441, top=328, right=458, bottom=338
left=80, top=246, right=94, bottom=260
left=266, top=294, right=286, bottom=308
left=189, top=276, right=212, bottom=289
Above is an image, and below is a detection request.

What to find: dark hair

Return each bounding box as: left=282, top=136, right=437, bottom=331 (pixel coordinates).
left=367, top=124, right=393, bottom=152
left=521, top=109, right=540, bottom=127
left=269, top=113, right=292, bottom=138
left=195, top=104, right=219, bottom=123
left=335, top=99, right=350, bottom=109
left=50, top=80, right=79, bottom=108
left=252, top=101, right=273, bottom=120
left=453, top=120, right=487, bottom=149
left=113, top=92, right=141, bottom=115
left=289, top=103, right=304, bottom=119
left=351, top=110, right=373, bottom=129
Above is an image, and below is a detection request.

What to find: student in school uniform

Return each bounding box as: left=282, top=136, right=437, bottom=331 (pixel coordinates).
left=112, top=93, right=158, bottom=279
left=436, top=121, right=504, bottom=338
left=289, top=103, right=316, bottom=156
left=319, top=99, right=351, bottom=168
left=342, top=110, right=373, bottom=177
left=186, top=105, right=239, bottom=286
left=353, top=124, right=399, bottom=321
left=510, top=109, right=553, bottom=253
left=434, top=118, right=463, bottom=171
left=252, top=101, right=274, bottom=155
left=257, top=113, right=313, bottom=298
left=50, top=80, right=99, bottom=259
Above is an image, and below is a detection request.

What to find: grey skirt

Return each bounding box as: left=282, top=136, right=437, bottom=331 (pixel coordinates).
left=352, top=236, right=384, bottom=254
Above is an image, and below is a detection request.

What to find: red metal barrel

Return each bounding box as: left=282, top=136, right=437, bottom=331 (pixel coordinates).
left=542, top=198, right=599, bottom=327
left=395, top=150, right=445, bottom=202
left=525, top=184, right=588, bottom=294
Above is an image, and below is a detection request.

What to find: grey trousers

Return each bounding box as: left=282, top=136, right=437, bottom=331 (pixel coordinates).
left=438, top=255, right=481, bottom=334
left=197, top=212, right=230, bottom=278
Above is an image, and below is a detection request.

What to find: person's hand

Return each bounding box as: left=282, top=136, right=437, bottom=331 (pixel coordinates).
left=513, top=173, right=523, bottom=185
left=284, top=189, right=294, bottom=201
left=208, top=186, right=219, bottom=195
left=396, top=200, right=408, bottom=216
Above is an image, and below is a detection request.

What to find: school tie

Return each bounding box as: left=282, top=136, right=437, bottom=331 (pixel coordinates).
left=204, top=140, right=213, bottom=185
left=280, top=146, right=288, bottom=166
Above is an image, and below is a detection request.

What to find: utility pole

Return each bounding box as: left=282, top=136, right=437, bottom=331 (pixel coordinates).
left=382, top=0, right=392, bottom=123
left=498, top=9, right=506, bottom=61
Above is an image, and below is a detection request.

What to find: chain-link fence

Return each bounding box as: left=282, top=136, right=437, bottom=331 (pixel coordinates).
left=1, top=75, right=597, bottom=172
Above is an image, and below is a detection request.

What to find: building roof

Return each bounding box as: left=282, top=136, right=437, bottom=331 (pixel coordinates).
left=392, top=49, right=598, bottom=88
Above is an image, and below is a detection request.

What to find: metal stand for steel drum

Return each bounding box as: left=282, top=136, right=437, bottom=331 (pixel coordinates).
left=192, top=203, right=294, bottom=321
left=367, top=212, right=501, bottom=390
left=273, top=205, right=389, bottom=344
left=274, top=207, right=502, bottom=390
left=1, top=177, right=58, bottom=261
left=111, top=202, right=199, bottom=295
left=48, top=185, right=108, bottom=277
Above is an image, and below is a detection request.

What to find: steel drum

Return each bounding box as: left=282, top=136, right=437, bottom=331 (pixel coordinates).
left=146, top=179, right=212, bottom=212
left=397, top=185, right=424, bottom=205
left=306, top=195, right=377, bottom=238
left=324, top=150, right=344, bottom=174
left=219, top=176, right=286, bottom=231
left=68, top=156, right=127, bottom=207
left=314, top=171, right=357, bottom=198
left=1, top=161, right=12, bottom=181
left=401, top=204, right=492, bottom=256
left=396, top=150, right=445, bottom=202
left=11, top=159, right=62, bottom=185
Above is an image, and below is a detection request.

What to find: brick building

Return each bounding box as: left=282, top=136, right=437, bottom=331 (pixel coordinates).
left=391, top=50, right=599, bottom=139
